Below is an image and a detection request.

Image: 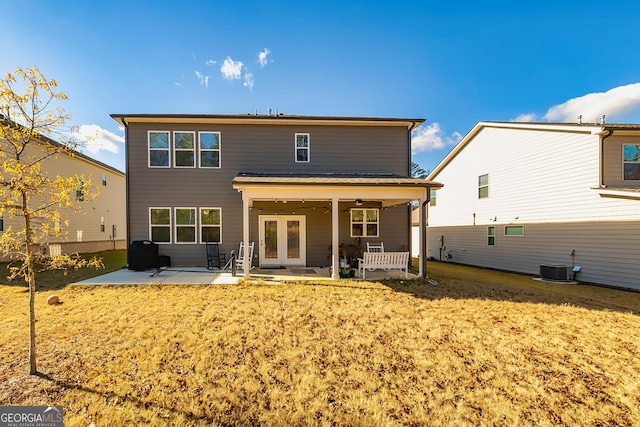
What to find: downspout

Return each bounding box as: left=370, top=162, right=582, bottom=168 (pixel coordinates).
left=120, top=117, right=131, bottom=266
left=407, top=120, right=418, bottom=258
left=600, top=129, right=613, bottom=187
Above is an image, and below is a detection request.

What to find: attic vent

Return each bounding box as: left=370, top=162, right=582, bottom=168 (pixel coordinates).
left=539, top=264, right=570, bottom=281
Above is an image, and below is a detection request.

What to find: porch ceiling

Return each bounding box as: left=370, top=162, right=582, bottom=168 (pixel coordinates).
left=232, top=173, right=444, bottom=207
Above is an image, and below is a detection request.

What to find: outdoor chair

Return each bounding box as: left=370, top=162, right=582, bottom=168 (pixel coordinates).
left=235, top=241, right=255, bottom=270
left=366, top=242, right=385, bottom=252
left=206, top=242, right=226, bottom=270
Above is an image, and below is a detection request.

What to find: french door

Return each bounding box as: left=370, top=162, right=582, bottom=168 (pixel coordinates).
left=258, top=215, right=306, bottom=267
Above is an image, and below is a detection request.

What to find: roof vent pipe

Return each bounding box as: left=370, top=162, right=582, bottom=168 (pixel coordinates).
left=600, top=114, right=606, bottom=124
left=268, top=108, right=272, bottom=116
left=577, top=115, right=582, bottom=124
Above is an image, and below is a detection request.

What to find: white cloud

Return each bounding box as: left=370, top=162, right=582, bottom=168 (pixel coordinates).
left=244, top=72, right=254, bottom=90
left=511, top=113, right=537, bottom=122
left=205, top=59, right=216, bottom=66
left=258, top=48, right=271, bottom=67
left=543, top=83, right=640, bottom=123
left=220, top=57, right=244, bottom=80
left=195, top=71, right=209, bottom=87
left=74, top=124, right=123, bottom=155
left=411, top=123, right=462, bottom=154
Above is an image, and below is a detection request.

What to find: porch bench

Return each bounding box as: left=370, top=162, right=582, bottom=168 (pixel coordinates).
left=358, top=251, right=410, bottom=279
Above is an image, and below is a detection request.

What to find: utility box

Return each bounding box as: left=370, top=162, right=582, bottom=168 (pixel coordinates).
left=128, top=240, right=159, bottom=271
left=539, top=264, right=570, bottom=281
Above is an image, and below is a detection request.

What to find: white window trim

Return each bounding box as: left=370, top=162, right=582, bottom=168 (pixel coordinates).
left=174, top=207, right=197, bottom=244
left=295, top=133, right=310, bottom=163
left=478, top=174, right=489, bottom=199
left=173, top=131, right=196, bottom=168
left=198, top=131, right=221, bottom=168
left=350, top=208, right=379, bottom=238
left=504, top=225, right=524, bottom=237
left=148, top=131, right=171, bottom=168
left=199, top=207, right=222, bottom=244
left=149, top=207, right=172, bottom=244
left=623, top=144, right=640, bottom=181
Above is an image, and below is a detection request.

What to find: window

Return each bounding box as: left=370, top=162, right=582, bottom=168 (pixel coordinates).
left=505, top=225, right=524, bottom=236
left=175, top=208, right=196, bottom=243
left=150, top=208, right=171, bottom=243
left=100, top=216, right=105, bottom=232
left=200, top=208, right=222, bottom=243
left=199, top=132, right=221, bottom=168
left=75, top=177, right=85, bottom=201
left=0, top=215, right=3, bottom=232
left=623, top=144, right=640, bottom=180
left=295, top=133, right=309, bottom=162
left=102, top=174, right=107, bottom=186
left=351, top=208, right=379, bottom=237
left=487, top=226, right=495, bottom=245
left=430, top=189, right=437, bottom=207
left=149, top=131, right=170, bottom=167
left=478, top=174, right=489, bottom=198
left=174, top=131, right=195, bottom=168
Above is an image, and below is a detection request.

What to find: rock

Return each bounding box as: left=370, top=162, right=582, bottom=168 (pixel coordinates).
left=47, top=295, right=59, bottom=305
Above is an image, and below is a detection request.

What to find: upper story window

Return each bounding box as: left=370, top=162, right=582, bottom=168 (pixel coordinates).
left=351, top=208, right=378, bottom=237
left=174, top=132, right=196, bottom=168
left=75, top=177, right=85, bottom=201
left=623, top=144, right=640, bottom=180
left=102, top=174, right=107, bottom=186
left=199, top=132, right=221, bottom=168
left=478, top=174, right=489, bottom=198
left=200, top=207, right=222, bottom=243
left=295, top=133, right=310, bottom=162
left=149, top=131, right=170, bottom=167
left=430, top=189, right=437, bottom=207
left=150, top=207, right=171, bottom=243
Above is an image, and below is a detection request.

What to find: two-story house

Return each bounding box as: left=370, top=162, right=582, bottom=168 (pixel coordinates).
left=111, top=113, right=442, bottom=278
left=426, top=121, right=640, bottom=291
left=0, top=119, right=126, bottom=258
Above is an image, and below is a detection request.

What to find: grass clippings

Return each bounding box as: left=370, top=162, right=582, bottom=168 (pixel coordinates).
left=0, top=258, right=639, bottom=426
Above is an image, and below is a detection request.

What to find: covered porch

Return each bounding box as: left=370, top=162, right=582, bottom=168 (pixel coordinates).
left=232, top=173, right=443, bottom=279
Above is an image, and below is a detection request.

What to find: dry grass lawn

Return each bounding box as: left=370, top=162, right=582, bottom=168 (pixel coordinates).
left=1, top=256, right=639, bottom=426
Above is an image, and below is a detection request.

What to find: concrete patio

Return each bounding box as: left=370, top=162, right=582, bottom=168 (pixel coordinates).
left=72, top=266, right=416, bottom=286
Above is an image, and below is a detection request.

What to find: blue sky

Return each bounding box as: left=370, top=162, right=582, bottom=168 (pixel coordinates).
left=3, top=0, right=640, bottom=173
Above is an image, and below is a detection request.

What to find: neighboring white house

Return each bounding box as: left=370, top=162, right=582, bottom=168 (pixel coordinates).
left=426, top=121, right=640, bottom=291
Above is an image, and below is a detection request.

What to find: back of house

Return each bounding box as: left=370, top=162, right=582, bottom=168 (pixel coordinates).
left=427, top=121, right=640, bottom=291
left=113, top=113, right=440, bottom=275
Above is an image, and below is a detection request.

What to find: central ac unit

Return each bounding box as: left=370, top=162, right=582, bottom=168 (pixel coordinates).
left=539, top=265, right=570, bottom=281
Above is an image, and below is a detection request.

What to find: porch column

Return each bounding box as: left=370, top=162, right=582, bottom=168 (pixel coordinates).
left=419, top=197, right=427, bottom=278
left=331, top=197, right=339, bottom=279
left=242, top=194, right=251, bottom=278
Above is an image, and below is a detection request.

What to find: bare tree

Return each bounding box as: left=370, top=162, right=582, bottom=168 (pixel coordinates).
left=0, top=66, right=103, bottom=375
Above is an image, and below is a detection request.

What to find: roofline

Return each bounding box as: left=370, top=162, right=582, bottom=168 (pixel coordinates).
left=426, top=121, right=640, bottom=180
left=110, top=113, right=425, bottom=129
left=1, top=115, right=125, bottom=176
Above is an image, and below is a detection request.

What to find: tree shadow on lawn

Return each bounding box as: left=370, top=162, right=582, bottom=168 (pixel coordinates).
left=33, top=371, right=252, bottom=425
left=380, top=262, right=640, bottom=316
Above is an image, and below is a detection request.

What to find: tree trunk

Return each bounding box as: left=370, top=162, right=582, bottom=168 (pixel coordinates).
left=24, top=193, right=37, bottom=375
